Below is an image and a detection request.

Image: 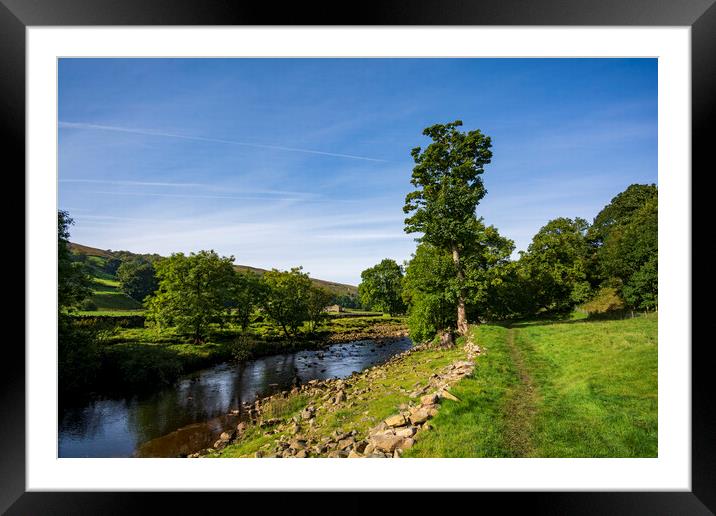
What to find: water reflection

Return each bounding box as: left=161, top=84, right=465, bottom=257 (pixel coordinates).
left=59, top=337, right=412, bottom=458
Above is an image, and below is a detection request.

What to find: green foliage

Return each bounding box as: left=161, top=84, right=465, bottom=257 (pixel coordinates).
left=306, top=286, right=334, bottom=333
left=259, top=267, right=313, bottom=337
left=580, top=286, right=625, bottom=315
left=58, top=210, right=93, bottom=310
left=588, top=183, right=657, bottom=249
left=58, top=313, right=107, bottom=394
left=589, top=185, right=658, bottom=310
left=145, top=250, right=237, bottom=342
left=622, top=255, right=658, bottom=311
left=79, top=298, right=98, bottom=311
left=332, top=293, right=362, bottom=309
left=520, top=217, right=592, bottom=314
left=403, top=120, right=492, bottom=249
left=103, top=257, right=123, bottom=275
left=358, top=259, right=406, bottom=315
left=403, top=243, right=457, bottom=341
left=116, top=259, right=158, bottom=302
left=229, top=271, right=261, bottom=330
left=402, top=220, right=513, bottom=339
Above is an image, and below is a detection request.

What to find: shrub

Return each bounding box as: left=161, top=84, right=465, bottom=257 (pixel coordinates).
left=580, top=286, right=625, bottom=315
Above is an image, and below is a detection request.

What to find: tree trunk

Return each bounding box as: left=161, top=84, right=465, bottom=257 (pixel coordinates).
left=451, top=244, right=469, bottom=335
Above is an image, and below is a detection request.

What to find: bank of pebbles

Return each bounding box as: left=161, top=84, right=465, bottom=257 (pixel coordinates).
left=189, top=336, right=481, bottom=458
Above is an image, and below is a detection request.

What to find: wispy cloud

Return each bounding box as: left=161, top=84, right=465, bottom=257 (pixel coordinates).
left=86, top=190, right=310, bottom=203
left=59, top=121, right=389, bottom=163
left=60, top=179, right=206, bottom=188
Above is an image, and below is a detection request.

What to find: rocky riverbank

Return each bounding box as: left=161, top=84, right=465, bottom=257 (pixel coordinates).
left=195, top=334, right=481, bottom=458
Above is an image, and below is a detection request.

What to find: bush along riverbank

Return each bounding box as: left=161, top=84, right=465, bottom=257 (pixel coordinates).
left=199, top=333, right=480, bottom=458
left=67, top=315, right=408, bottom=397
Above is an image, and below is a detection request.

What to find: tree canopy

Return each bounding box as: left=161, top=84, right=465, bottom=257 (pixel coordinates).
left=358, top=259, right=406, bottom=315
left=117, top=258, right=158, bottom=302
left=145, top=250, right=236, bottom=342
left=259, top=267, right=313, bottom=338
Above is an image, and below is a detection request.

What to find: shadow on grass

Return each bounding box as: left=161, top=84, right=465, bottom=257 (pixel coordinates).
left=493, top=310, right=645, bottom=329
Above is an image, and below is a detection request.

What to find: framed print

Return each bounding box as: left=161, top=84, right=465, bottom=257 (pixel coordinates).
left=4, top=0, right=713, bottom=513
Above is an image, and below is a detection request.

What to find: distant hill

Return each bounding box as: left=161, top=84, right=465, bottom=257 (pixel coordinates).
left=69, top=242, right=359, bottom=299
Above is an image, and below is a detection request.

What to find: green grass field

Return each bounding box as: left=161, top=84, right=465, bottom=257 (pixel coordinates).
left=85, top=276, right=144, bottom=312
left=405, top=314, right=657, bottom=457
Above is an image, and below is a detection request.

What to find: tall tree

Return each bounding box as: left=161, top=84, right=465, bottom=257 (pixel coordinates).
left=358, top=259, right=406, bottom=315
left=403, top=120, right=493, bottom=334
left=145, top=250, right=236, bottom=342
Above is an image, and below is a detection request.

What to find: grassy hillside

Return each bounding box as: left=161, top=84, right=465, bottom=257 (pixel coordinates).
left=88, top=277, right=143, bottom=311
left=69, top=242, right=359, bottom=298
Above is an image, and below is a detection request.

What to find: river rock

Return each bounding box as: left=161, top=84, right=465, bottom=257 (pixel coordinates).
left=398, top=437, right=415, bottom=450
left=409, top=407, right=431, bottom=425
left=337, top=438, right=355, bottom=450
left=335, top=390, right=346, bottom=404
left=420, top=393, right=439, bottom=406
left=394, top=426, right=416, bottom=438
left=290, top=438, right=307, bottom=450
left=385, top=414, right=407, bottom=427
left=370, top=433, right=405, bottom=453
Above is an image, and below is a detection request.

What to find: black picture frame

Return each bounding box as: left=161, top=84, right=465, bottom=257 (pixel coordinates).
left=4, top=0, right=711, bottom=513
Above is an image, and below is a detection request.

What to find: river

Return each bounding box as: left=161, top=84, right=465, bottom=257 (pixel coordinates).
left=58, top=336, right=413, bottom=458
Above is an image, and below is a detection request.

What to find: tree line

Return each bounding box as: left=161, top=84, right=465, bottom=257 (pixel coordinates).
left=356, top=121, right=657, bottom=342
left=59, top=213, right=342, bottom=344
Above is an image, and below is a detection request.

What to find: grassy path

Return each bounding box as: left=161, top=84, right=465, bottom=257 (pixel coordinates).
left=502, top=327, right=537, bottom=457
left=408, top=314, right=657, bottom=457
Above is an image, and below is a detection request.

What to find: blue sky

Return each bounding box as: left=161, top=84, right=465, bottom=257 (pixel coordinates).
left=58, top=58, right=657, bottom=285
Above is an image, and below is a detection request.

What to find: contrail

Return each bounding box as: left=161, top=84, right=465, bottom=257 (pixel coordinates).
left=87, top=190, right=308, bottom=202
left=60, top=179, right=206, bottom=188
left=59, top=179, right=314, bottom=197
left=59, top=121, right=388, bottom=163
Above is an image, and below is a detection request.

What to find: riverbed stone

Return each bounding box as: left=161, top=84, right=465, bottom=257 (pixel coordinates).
left=394, top=426, right=416, bottom=438
left=370, top=433, right=404, bottom=453
left=409, top=407, right=431, bottom=425
left=385, top=414, right=407, bottom=427
left=337, top=438, right=355, bottom=450
left=420, top=393, right=439, bottom=406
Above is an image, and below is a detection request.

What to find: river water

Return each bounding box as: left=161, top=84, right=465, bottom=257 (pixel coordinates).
left=58, top=337, right=412, bottom=458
